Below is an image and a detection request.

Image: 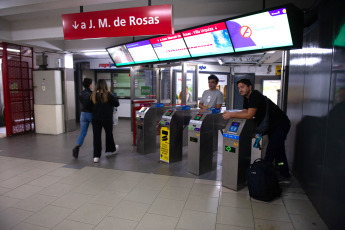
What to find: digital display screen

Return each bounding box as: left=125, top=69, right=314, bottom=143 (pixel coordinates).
left=125, top=40, right=159, bottom=64
left=139, top=107, right=148, bottom=113
left=194, top=114, right=203, bottom=120
left=182, top=22, right=234, bottom=57
left=107, top=45, right=134, bottom=66
left=226, top=8, right=293, bottom=52
left=165, top=110, right=173, bottom=116
left=229, top=122, right=240, bottom=132
left=150, top=33, right=191, bottom=61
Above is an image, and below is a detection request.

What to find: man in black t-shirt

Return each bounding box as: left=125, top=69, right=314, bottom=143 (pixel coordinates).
left=222, top=78, right=291, bottom=183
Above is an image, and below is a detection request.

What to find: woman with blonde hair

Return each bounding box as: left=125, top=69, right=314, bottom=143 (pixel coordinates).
left=91, top=79, right=120, bottom=163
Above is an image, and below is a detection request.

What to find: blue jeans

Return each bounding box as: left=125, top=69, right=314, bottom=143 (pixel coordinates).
left=76, top=112, right=92, bottom=146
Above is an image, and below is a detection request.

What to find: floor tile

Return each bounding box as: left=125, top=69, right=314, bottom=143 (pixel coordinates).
left=252, top=202, right=290, bottom=222
left=289, top=214, right=329, bottom=230
left=254, top=218, right=294, bottom=230
left=124, top=187, right=160, bottom=204
left=67, top=203, right=112, bottom=225
left=3, top=184, right=44, bottom=199
left=18, top=168, right=48, bottom=180
left=216, top=224, right=254, bottom=230
left=0, top=207, right=34, bottom=230
left=11, top=222, right=50, bottom=230
left=0, top=169, right=21, bottom=181
left=108, top=200, right=150, bottom=221
left=0, top=176, right=35, bottom=189
left=72, top=181, right=108, bottom=195
left=57, top=173, right=90, bottom=186
left=52, top=219, right=95, bottom=230
left=165, top=176, right=195, bottom=189
left=148, top=198, right=185, bottom=217
left=158, top=186, right=191, bottom=201
left=27, top=175, right=62, bottom=187
left=283, top=199, right=319, bottom=216
left=24, top=205, right=74, bottom=228
left=195, top=179, right=222, bottom=186
left=190, top=183, right=221, bottom=197
left=177, top=209, right=217, bottom=230
left=135, top=213, right=178, bottom=230
left=217, top=206, right=254, bottom=228
left=11, top=193, right=57, bottom=212
left=47, top=167, right=80, bottom=177
left=104, top=178, right=138, bottom=193
left=117, top=171, right=147, bottom=183
left=89, top=190, right=127, bottom=207
left=0, top=195, right=20, bottom=212
left=282, top=192, right=309, bottom=201
left=51, top=192, right=94, bottom=209
left=94, top=216, right=137, bottom=230
left=219, top=192, right=251, bottom=209
left=185, top=195, right=219, bottom=213
left=136, top=174, right=169, bottom=191
left=38, top=182, right=76, bottom=197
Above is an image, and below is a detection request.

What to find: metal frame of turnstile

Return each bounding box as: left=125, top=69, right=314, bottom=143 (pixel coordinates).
left=136, top=105, right=172, bottom=154
left=159, top=107, right=199, bottom=163
left=222, top=118, right=254, bottom=191
left=187, top=112, right=228, bottom=175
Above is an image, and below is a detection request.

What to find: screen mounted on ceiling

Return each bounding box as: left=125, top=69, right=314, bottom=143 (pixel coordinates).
left=182, top=22, right=234, bottom=57
left=149, top=33, right=191, bottom=61
left=106, top=45, right=135, bottom=66
left=226, top=8, right=293, bottom=52
left=125, top=40, right=159, bottom=64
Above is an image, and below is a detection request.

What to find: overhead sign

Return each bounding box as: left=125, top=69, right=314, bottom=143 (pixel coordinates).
left=62, top=5, right=173, bottom=40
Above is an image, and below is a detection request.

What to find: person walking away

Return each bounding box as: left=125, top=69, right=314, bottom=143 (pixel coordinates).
left=73, top=78, right=93, bottom=158
left=91, top=79, right=120, bottom=163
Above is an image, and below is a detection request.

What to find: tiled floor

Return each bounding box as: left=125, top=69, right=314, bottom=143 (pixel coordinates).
left=0, top=119, right=329, bottom=230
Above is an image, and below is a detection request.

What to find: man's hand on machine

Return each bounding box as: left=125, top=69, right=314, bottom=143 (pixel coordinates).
left=222, top=111, right=232, bottom=120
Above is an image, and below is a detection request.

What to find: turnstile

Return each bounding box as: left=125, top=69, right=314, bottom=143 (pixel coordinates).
left=222, top=118, right=254, bottom=191
left=136, top=104, right=172, bottom=154
left=187, top=109, right=228, bottom=175
left=159, top=106, right=199, bottom=163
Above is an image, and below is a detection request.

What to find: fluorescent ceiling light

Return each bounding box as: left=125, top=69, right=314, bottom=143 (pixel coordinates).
left=0, top=47, right=20, bottom=53
left=82, top=49, right=106, bottom=52
left=290, top=57, right=321, bottom=66
left=290, top=48, right=332, bottom=54
left=84, top=51, right=108, bottom=56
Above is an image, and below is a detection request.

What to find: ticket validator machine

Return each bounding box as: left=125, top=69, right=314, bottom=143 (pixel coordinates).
left=159, top=106, right=199, bottom=163
left=187, top=109, right=228, bottom=175
left=222, top=118, right=254, bottom=191
left=136, top=104, right=172, bottom=154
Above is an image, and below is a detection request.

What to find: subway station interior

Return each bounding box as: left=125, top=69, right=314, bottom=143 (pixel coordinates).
left=0, top=0, right=344, bottom=229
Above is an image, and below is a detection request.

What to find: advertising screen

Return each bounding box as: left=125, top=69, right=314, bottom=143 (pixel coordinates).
left=226, top=8, right=293, bottom=52
left=182, top=22, right=234, bottom=57
left=150, top=33, right=191, bottom=61
left=125, top=40, right=159, bottom=64
left=107, top=45, right=135, bottom=66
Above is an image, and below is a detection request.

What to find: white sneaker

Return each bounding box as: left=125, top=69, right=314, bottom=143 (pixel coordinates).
left=105, top=145, right=119, bottom=157
left=93, top=157, right=99, bottom=163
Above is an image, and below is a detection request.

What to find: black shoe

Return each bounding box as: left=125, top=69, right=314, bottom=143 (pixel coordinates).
left=72, top=146, right=79, bottom=159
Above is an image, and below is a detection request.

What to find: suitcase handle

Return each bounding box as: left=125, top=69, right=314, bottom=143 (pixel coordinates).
left=253, top=158, right=264, bottom=163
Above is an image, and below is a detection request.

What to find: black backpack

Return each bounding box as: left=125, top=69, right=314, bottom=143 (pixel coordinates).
left=246, top=158, right=281, bottom=202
